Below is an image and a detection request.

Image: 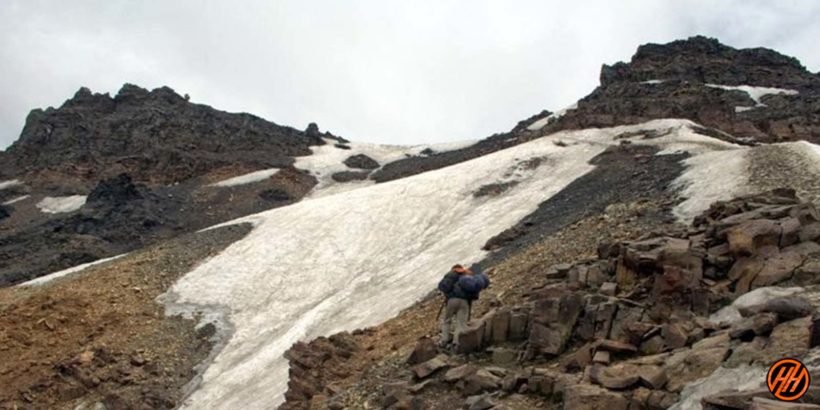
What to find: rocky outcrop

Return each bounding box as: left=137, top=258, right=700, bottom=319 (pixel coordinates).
left=0, top=173, right=181, bottom=285
left=3, top=84, right=339, bottom=185
left=343, top=154, right=380, bottom=170
left=281, top=332, right=359, bottom=409
left=282, top=190, right=820, bottom=409
left=542, top=36, right=820, bottom=144
left=331, top=170, right=371, bottom=183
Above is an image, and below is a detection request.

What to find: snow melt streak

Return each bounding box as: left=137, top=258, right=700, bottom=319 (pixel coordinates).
left=0, top=179, right=22, bottom=190
left=209, top=169, right=279, bottom=187
left=168, top=120, right=742, bottom=409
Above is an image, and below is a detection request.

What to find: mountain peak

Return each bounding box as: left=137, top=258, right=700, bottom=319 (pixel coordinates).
left=600, top=35, right=815, bottom=88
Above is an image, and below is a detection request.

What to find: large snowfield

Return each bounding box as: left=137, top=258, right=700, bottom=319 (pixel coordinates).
left=162, top=119, right=776, bottom=409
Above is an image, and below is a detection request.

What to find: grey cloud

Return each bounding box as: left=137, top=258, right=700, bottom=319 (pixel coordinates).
left=1, top=0, right=818, bottom=149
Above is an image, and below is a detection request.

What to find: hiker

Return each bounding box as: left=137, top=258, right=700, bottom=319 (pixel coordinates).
left=437, top=264, right=490, bottom=348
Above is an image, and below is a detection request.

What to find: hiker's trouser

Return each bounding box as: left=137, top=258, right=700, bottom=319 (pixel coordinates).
left=440, top=298, right=470, bottom=345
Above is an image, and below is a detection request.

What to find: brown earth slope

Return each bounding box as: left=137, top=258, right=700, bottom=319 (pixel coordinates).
left=0, top=223, right=251, bottom=409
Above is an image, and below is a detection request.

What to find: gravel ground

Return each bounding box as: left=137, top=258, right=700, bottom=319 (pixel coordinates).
left=0, top=223, right=251, bottom=409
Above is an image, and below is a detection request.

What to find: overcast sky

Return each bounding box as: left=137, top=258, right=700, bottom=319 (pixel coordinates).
left=1, top=1, right=818, bottom=149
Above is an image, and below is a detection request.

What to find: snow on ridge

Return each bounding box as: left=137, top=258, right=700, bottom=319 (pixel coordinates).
left=705, top=83, right=798, bottom=112
left=2, top=195, right=30, bottom=205
left=165, top=119, right=744, bottom=409
left=294, top=138, right=476, bottom=198
left=209, top=169, right=279, bottom=187
left=0, top=179, right=22, bottom=190
left=526, top=102, right=579, bottom=131
left=17, top=253, right=128, bottom=287
left=640, top=79, right=666, bottom=85
left=36, top=195, right=87, bottom=214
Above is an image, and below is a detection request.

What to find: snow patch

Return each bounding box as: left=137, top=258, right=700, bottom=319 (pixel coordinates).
left=166, top=119, right=737, bottom=409
left=526, top=102, right=579, bottom=131
left=36, top=195, right=87, bottom=213
left=18, top=253, right=128, bottom=286
left=209, top=169, right=279, bottom=187
left=672, top=149, right=750, bottom=222
left=706, top=83, right=799, bottom=112
left=2, top=195, right=30, bottom=205
left=0, top=179, right=22, bottom=190
left=294, top=138, right=476, bottom=198
left=640, top=79, right=665, bottom=85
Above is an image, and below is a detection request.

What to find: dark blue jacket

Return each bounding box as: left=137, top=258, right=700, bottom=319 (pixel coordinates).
left=438, top=271, right=490, bottom=301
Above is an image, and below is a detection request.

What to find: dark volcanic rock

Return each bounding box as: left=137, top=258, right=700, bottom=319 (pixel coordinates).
left=343, top=154, right=380, bottom=170
left=4, top=84, right=334, bottom=184
left=370, top=132, right=520, bottom=183
left=545, top=36, right=820, bottom=144
left=600, top=36, right=816, bottom=88
left=86, top=173, right=142, bottom=205
left=482, top=144, right=686, bottom=257
left=258, top=188, right=293, bottom=202
left=331, top=171, right=370, bottom=183
left=0, top=175, right=183, bottom=286
left=0, top=205, right=10, bottom=220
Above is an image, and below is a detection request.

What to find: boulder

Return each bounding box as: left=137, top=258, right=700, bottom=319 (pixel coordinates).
left=464, top=394, right=495, bottom=410
left=589, top=364, right=640, bottom=390
left=764, top=317, right=812, bottom=362
left=563, top=383, right=629, bottom=410
left=793, top=258, right=820, bottom=285
left=411, top=355, right=449, bottom=379
left=729, top=313, right=778, bottom=340
left=593, top=351, right=610, bottom=365
left=330, top=170, right=370, bottom=182
left=780, top=217, right=802, bottom=247
left=577, top=298, right=617, bottom=341
left=760, top=296, right=814, bottom=321
left=609, top=306, right=646, bottom=342
left=637, top=365, right=667, bottom=389
left=595, top=339, right=638, bottom=354
left=445, top=364, right=479, bottom=383
left=508, top=311, right=529, bottom=341
left=527, top=374, right=555, bottom=396
left=562, top=343, right=594, bottom=371
left=343, top=154, right=380, bottom=170
left=490, top=309, right=511, bottom=343
left=457, top=321, right=486, bottom=354
left=600, top=282, right=618, bottom=296
left=789, top=203, right=820, bottom=225
left=752, top=251, right=805, bottom=288
left=527, top=292, right=584, bottom=356
left=639, top=335, right=665, bottom=355
left=784, top=241, right=820, bottom=257
left=661, top=323, right=688, bottom=349
left=725, top=219, right=781, bottom=257
left=462, top=369, right=501, bottom=396
left=406, top=337, right=437, bottom=365
left=664, top=346, right=730, bottom=392
left=800, top=223, right=820, bottom=242
left=382, top=382, right=412, bottom=408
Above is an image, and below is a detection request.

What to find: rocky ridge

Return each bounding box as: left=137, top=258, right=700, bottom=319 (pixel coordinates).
left=281, top=189, right=820, bottom=409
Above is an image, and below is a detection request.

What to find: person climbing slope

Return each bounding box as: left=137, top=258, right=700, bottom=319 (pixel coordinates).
left=437, top=264, right=490, bottom=349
